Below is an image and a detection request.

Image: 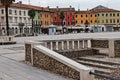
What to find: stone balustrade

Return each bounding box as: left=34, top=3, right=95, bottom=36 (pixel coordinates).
left=25, top=39, right=91, bottom=64
left=42, top=39, right=91, bottom=51
left=33, top=45, right=94, bottom=80
left=0, top=36, right=16, bottom=45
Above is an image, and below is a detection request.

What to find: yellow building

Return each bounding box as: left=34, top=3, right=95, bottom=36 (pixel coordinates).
left=75, top=10, right=98, bottom=26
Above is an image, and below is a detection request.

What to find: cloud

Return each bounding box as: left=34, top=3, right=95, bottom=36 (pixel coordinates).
left=18, top=0, right=120, bottom=10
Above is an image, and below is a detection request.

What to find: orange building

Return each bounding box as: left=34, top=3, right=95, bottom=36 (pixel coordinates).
left=75, top=10, right=98, bottom=26
left=40, top=8, right=53, bottom=28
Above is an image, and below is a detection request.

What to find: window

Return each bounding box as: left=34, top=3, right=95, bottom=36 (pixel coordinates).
left=106, top=19, right=108, bottom=23
left=19, top=17, right=22, bottom=22
left=110, top=13, right=112, bottom=17
left=76, top=15, right=77, bottom=18
left=91, top=20, right=92, bottom=23
left=95, top=20, right=97, bottom=23
left=98, top=14, right=99, bottom=16
left=24, top=18, right=26, bottom=23
left=113, top=19, right=115, bottom=23
left=81, top=15, right=83, bottom=17
left=68, top=22, right=70, bottom=25
left=15, top=10, right=17, bottom=15
left=117, top=19, right=119, bottom=23
left=102, top=14, right=104, bottom=16
left=81, top=20, right=83, bottom=23
left=86, top=15, right=87, bottom=17
left=76, top=21, right=77, bottom=24
left=117, top=13, right=119, bottom=17
left=1, top=9, right=4, bottom=14
left=110, top=19, right=112, bottom=23
left=68, top=16, right=70, bottom=19
left=102, top=20, right=104, bottom=23
left=113, top=13, right=115, bottom=17
left=15, top=17, right=17, bottom=23
left=9, top=17, right=12, bottom=23
left=1, top=17, right=4, bottom=22
left=95, top=14, right=97, bottom=17
left=106, top=13, right=108, bottom=17
left=19, top=11, right=21, bottom=15
left=54, top=17, right=56, bottom=20
left=9, top=9, right=12, bottom=15
left=91, top=15, right=92, bottom=17
left=24, top=11, right=26, bottom=16
left=72, top=16, right=74, bottom=19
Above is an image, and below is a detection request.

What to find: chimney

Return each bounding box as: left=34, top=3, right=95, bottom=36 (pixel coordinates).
left=56, top=6, right=59, bottom=11
left=78, top=9, right=80, bottom=11
left=70, top=5, right=72, bottom=8
left=19, top=1, right=22, bottom=4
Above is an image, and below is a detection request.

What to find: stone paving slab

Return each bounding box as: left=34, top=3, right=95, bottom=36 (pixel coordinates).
left=0, top=56, right=69, bottom=80
left=2, top=53, right=25, bottom=61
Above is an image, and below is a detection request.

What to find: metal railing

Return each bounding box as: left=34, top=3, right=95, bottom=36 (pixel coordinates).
left=89, top=71, right=120, bottom=80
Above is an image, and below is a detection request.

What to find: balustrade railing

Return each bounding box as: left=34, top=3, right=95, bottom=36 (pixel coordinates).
left=41, top=39, right=91, bottom=51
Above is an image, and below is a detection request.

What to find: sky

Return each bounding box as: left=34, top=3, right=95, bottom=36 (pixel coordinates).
left=15, top=0, right=120, bottom=10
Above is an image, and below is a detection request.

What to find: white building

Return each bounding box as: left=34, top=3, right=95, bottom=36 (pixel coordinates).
left=0, top=2, right=42, bottom=35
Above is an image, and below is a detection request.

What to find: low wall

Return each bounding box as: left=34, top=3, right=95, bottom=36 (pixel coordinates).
left=33, top=45, right=94, bottom=80
left=91, top=40, right=109, bottom=48
left=57, top=49, right=98, bottom=59
left=0, top=36, right=16, bottom=45
left=114, top=40, right=120, bottom=57
left=25, top=41, right=45, bottom=64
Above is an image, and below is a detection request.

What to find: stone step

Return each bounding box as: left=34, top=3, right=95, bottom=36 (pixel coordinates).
left=77, top=57, right=120, bottom=66
left=77, top=60, right=117, bottom=70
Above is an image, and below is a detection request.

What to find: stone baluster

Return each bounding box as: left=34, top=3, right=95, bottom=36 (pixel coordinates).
left=78, top=40, right=80, bottom=49
left=82, top=40, right=85, bottom=48
left=62, top=41, right=64, bottom=50
left=88, top=40, right=91, bottom=48
left=50, top=42, right=53, bottom=50
left=67, top=41, right=69, bottom=50
left=72, top=41, right=75, bottom=49
left=56, top=41, right=58, bottom=50
left=45, top=42, right=47, bottom=48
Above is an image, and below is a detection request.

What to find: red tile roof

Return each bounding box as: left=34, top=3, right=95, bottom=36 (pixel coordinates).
left=0, top=3, right=49, bottom=11
left=50, top=8, right=75, bottom=12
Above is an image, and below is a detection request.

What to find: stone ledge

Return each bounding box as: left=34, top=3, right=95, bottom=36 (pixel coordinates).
left=33, top=45, right=94, bottom=80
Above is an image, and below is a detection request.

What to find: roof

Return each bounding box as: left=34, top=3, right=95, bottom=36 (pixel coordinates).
left=91, top=5, right=120, bottom=13
left=76, top=5, right=120, bottom=14
left=50, top=7, right=75, bottom=12
left=0, top=3, right=49, bottom=11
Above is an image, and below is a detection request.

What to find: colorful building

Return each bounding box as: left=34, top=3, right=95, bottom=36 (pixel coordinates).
left=40, top=7, right=53, bottom=28
left=50, top=6, right=75, bottom=27
left=75, top=10, right=97, bottom=26
left=92, top=5, right=120, bottom=31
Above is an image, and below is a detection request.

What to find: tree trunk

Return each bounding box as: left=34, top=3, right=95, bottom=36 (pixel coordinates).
left=5, top=5, right=9, bottom=36
left=32, top=18, right=34, bottom=34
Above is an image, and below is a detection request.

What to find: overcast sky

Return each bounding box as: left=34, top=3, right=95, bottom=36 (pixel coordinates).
left=16, top=0, right=120, bottom=10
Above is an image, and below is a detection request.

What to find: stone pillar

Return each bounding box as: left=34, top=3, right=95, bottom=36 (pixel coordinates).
left=72, top=41, right=75, bottom=49
left=78, top=40, right=80, bottom=49
left=67, top=41, right=69, bottom=50
left=88, top=40, right=91, bottom=48
left=80, top=69, right=94, bottom=80
left=109, top=39, right=115, bottom=57
left=82, top=40, right=85, bottom=48
left=56, top=41, right=58, bottom=50
left=61, top=41, right=64, bottom=50
left=44, top=42, right=47, bottom=48
left=50, top=42, right=53, bottom=50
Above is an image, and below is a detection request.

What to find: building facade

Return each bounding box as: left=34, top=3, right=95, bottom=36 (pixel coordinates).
left=51, top=6, right=75, bottom=27
left=75, top=10, right=97, bottom=26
